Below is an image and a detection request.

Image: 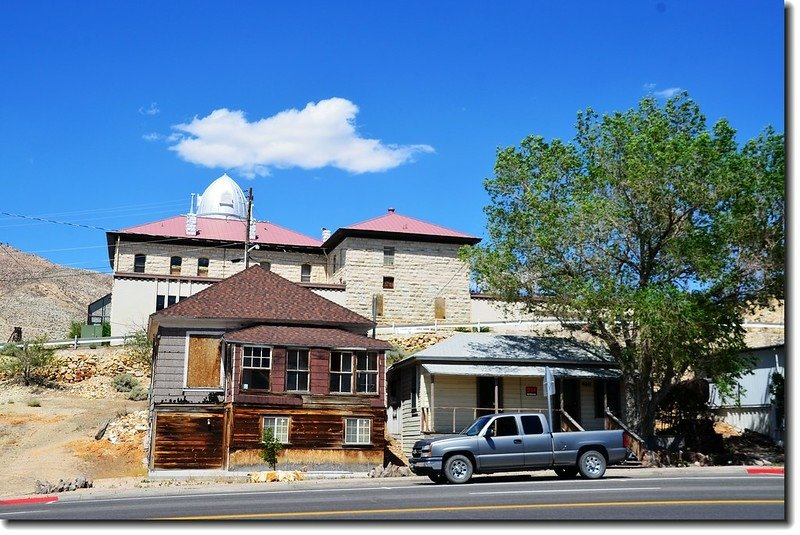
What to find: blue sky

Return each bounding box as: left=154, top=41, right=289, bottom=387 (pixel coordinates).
left=0, top=0, right=786, bottom=275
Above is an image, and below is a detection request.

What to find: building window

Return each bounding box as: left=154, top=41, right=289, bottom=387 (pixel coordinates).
left=330, top=351, right=379, bottom=394
left=356, top=352, right=378, bottom=393
left=344, top=418, right=371, bottom=445
left=197, top=257, right=209, bottom=277
left=263, top=416, right=290, bottom=444
left=382, top=276, right=394, bottom=289
left=286, top=349, right=310, bottom=392
left=383, top=246, right=394, bottom=266
left=434, top=297, right=446, bottom=320
left=133, top=254, right=146, bottom=273
left=332, top=254, right=338, bottom=274
left=330, top=352, right=352, bottom=393
left=155, top=295, right=165, bottom=311
left=186, top=334, right=222, bottom=389
left=242, top=346, right=271, bottom=390
left=301, top=264, right=311, bottom=283
left=374, top=294, right=384, bottom=318
left=170, top=256, right=182, bottom=275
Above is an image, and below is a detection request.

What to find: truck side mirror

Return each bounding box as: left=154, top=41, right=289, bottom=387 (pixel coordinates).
left=483, top=426, right=494, bottom=438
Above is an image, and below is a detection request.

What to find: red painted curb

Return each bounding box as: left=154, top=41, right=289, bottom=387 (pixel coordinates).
left=746, top=467, right=784, bottom=475
left=0, top=495, right=59, bottom=507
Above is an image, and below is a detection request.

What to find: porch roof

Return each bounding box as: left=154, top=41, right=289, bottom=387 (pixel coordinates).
left=421, top=363, right=621, bottom=379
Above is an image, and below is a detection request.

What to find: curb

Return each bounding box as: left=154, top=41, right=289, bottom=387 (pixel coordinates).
left=745, top=467, right=784, bottom=475
left=0, top=495, right=59, bottom=507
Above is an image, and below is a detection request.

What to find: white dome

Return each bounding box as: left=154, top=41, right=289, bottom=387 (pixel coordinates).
left=195, top=174, right=248, bottom=219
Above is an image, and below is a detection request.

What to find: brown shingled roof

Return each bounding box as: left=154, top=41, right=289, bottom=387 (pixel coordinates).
left=152, top=264, right=373, bottom=329
left=223, top=325, right=391, bottom=350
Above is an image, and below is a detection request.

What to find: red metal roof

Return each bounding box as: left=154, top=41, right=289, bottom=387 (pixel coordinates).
left=118, top=215, right=321, bottom=248
left=223, top=325, right=391, bottom=350
left=345, top=208, right=478, bottom=239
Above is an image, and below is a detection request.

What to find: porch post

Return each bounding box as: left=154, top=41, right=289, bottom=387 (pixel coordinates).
left=430, top=374, right=435, bottom=432
left=494, top=377, right=499, bottom=413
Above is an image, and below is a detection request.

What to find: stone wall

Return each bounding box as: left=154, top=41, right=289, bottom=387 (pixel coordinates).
left=114, top=241, right=327, bottom=283
left=332, top=237, right=472, bottom=325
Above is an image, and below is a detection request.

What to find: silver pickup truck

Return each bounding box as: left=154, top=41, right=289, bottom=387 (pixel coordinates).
left=409, top=412, right=630, bottom=483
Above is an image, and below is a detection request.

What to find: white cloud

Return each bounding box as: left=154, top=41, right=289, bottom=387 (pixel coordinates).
left=654, top=87, right=683, bottom=98
left=139, top=102, right=160, bottom=116
left=142, top=132, right=162, bottom=142
left=168, top=98, right=434, bottom=177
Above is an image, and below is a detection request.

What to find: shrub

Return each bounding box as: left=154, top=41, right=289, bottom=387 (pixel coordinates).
left=112, top=373, right=139, bottom=392
left=27, top=399, right=41, bottom=407
left=260, top=428, right=283, bottom=470
left=128, top=384, right=149, bottom=401
left=124, top=328, right=153, bottom=368
left=67, top=321, right=82, bottom=339
left=0, top=337, right=56, bottom=386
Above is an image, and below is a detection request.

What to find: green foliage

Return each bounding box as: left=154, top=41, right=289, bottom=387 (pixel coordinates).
left=124, top=328, right=153, bottom=368
left=128, top=384, right=149, bottom=401
left=0, top=337, right=56, bottom=386
left=259, top=428, right=283, bottom=470
left=463, top=93, right=784, bottom=437
left=112, top=373, right=139, bottom=392
left=27, top=399, right=41, bottom=407
left=102, top=323, right=111, bottom=337
left=67, top=321, right=82, bottom=339
left=385, top=345, right=409, bottom=367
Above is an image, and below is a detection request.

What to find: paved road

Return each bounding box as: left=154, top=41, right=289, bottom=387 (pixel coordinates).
left=0, top=466, right=785, bottom=522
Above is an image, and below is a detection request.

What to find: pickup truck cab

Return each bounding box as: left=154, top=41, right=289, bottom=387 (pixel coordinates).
left=409, top=412, right=630, bottom=484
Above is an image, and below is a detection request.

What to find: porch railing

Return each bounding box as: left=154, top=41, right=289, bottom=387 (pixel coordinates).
left=604, top=410, right=646, bottom=461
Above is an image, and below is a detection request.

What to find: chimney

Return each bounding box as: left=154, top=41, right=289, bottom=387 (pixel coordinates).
left=185, top=213, right=198, bottom=236
left=321, top=228, right=331, bottom=241
left=388, top=207, right=395, bottom=213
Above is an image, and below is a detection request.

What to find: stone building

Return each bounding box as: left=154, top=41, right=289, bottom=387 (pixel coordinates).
left=106, top=174, right=480, bottom=337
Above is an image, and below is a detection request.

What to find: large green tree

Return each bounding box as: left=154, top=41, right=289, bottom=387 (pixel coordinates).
left=464, top=93, right=784, bottom=437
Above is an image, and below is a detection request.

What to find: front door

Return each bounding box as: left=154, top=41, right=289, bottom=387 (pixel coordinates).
left=477, top=376, right=502, bottom=417
left=562, top=379, right=581, bottom=426
left=477, top=415, right=524, bottom=470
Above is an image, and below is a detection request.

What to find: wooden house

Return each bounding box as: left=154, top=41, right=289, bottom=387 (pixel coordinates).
left=386, top=333, right=623, bottom=457
left=146, top=264, right=391, bottom=471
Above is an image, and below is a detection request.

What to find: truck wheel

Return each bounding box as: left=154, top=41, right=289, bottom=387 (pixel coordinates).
left=578, top=450, right=607, bottom=479
left=428, top=473, right=447, bottom=484
left=554, top=467, right=579, bottom=479
left=444, top=454, right=473, bottom=484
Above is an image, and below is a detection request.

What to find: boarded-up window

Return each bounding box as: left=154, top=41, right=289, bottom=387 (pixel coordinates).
left=434, top=297, right=446, bottom=320
left=374, top=294, right=384, bottom=317
left=186, top=335, right=221, bottom=388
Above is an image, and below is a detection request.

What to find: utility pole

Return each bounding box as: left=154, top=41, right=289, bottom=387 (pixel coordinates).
left=244, top=187, right=253, bottom=268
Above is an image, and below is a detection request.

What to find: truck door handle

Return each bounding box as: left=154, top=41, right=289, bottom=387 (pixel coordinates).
left=514, top=439, right=522, bottom=444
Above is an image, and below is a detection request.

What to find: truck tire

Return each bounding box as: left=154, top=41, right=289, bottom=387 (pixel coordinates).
left=428, top=473, right=447, bottom=484
left=554, top=467, right=579, bottom=479
left=577, top=450, right=607, bottom=479
left=444, top=454, right=474, bottom=484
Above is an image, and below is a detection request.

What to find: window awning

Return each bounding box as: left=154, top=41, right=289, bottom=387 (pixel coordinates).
left=421, top=363, right=621, bottom=379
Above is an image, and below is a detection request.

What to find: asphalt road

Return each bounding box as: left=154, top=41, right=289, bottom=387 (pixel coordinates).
left=0, top=467, right=785, bottom=522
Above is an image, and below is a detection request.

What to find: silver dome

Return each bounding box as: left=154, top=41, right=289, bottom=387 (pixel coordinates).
left=195, top=174, right=248, bottom=219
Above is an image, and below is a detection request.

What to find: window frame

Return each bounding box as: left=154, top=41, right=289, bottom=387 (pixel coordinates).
left=241, top=345, right=272, bottom=391
left=382, top=276, right=394, bottom=289
left=285, top=348, right=310, bottom=392
left=383, top=246, right=395, bottom=266
left=197, top=257, right=209, bottom=277
left=170, top=256, right=182, bottom=276
left=344, top=417, right=372, bottom=445
left=183, top=331, right=224, bottom=391
left=262, top=416, right=290, bottom=444
left=330, top=350, right=379, bottom=395
left=300, top=263, right=312, bottom=283
left=133, top=254, right=146, bottom=273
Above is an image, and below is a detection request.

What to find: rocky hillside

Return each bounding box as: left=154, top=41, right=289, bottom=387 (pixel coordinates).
left=0, top=245, right=111, bottom=342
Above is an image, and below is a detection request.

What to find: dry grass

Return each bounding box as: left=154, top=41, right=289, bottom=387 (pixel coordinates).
left=0, top=413, right=64, bottom=425
left=67, top=439, right=147, bottom=478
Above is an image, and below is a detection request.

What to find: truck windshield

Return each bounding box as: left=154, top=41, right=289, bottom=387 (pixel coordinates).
left=461, top=415, right=493, bottom=436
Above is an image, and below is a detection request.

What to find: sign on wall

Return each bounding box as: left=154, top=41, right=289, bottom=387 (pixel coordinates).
left=525, top=386, right=538, bottom=397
